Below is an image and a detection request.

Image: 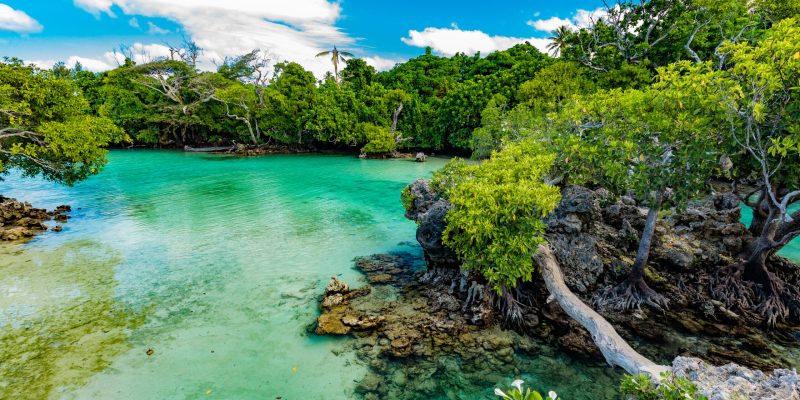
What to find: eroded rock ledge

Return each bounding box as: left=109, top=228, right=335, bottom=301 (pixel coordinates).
left=403, top=178, right=800, bottom=369
left=316, top=179, right=800, bottom=398
left=315, top=254, right=545, bottom=399
left=0, top=196, right=70, bottom=241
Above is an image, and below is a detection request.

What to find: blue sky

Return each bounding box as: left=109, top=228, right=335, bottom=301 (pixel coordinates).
left=0, top=0, right=605, bottom=76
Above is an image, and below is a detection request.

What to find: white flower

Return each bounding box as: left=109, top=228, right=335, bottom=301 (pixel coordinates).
left=512, top=379, right=524, bottom=392
left=548, top=390, right=558, bottom=400
left=494, top=388, right=512, bottom=399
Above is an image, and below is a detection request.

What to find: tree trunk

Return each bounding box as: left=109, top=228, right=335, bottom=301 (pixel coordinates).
left=244, top=120, right=257, bottom=145
left=627, top=190, right=663, bottom=284
left=743, top=240, right=777, bottom=288
left=743, top=214, right=780, bottom=289
left=748, top=190, right=769, bottom=237
left=535, top=244, right=670, bottom=380
left=390, top=102, right=403, bottom=136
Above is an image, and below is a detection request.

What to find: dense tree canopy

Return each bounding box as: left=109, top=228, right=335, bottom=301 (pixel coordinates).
left=2, top=0, right=798, bottom=322
left=0, top=60, right=125, bottom=184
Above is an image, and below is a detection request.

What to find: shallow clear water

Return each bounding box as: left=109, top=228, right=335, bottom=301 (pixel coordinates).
left=1, top=151, right=797, bottom=400
left=0, top=151, right=451, bottom=399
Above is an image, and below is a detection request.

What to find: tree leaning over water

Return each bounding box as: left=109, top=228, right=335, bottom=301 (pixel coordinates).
left=0, top=59, right=125, bottom=185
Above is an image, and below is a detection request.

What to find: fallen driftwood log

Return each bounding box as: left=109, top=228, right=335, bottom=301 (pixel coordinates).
left=534, top=244, right=671, bottom=379
left=183, top=145, right=236, bottom=152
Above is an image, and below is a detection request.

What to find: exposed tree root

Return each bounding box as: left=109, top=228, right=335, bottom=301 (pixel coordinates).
left=492, top=285, right=534, bottom=326
left=595, top=277, right=669, bottom=312
left=710, top=264, right=800, bottom=327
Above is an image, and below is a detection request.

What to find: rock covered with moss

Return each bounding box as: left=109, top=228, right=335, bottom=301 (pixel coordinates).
left=0, top=196, right=70, bottom=241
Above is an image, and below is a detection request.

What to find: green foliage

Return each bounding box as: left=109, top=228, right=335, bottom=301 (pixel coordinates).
left=0, top=61, right=126, bottom=184
left=711, top=18, right=800, bottom=190
left=516, top=61, right=595, bottom=116
left=471, top=94, right=511, bottom=159
left=307, top=82, right=361, bottom=145
left=400, top=186, right=415, bottom=212
left=12, top=1, right=793, bottom=159
left=620, top=373, right=707, bottom=400
left=262, top=62, right=318, bottom=144
left=436, top=140, right=561, bottom=292
left=359, top=123, right=395, bottom=154
left=341, top=58, right=377, bottom=91
left=547, top=61, right=725, bottom=209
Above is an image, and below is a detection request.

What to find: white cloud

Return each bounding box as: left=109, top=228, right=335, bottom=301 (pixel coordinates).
left=27, top=59, right=57, bottom=69
left=68, top=0, right=353, bottom=77
left=24, top=42, right=172, bottom=73
left=66, top=56, right=115, bottom=71
left=527, top=7, right=607, bottom=32
left=363, top=56, right=402, bottom=71
left=528, top=16, right=573, bottom=32
left=73, top=0, right=116, bottom=17
left=401, top=27, right=551, bottom=56
left=128, top=17, right=139, bottom=28
left=0, top=4, right=43, bottom=34
left=27, top=56, right=112, bottom=72
left=573, top=8, right=608, bottom=29
left=146, top=21, right=168, bottom=34
left=103, top=42, right=173, bottom=66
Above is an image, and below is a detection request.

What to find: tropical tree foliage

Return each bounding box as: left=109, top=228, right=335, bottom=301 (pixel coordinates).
left=704, top=18, right=800, bottom=325
left=434, top=139, right=561, bottom=294
left=0, top=60, right=125, bottom=184
left=540, top=63, right=724, bottom=309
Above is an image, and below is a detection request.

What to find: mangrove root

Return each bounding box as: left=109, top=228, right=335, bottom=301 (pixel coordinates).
left=710, top=264, right=799, bottom=327
left=594, top=277, right=669, bottom=312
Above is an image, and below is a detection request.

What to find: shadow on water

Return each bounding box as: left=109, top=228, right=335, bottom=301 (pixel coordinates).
left=0, top=241, right=147, bottom=399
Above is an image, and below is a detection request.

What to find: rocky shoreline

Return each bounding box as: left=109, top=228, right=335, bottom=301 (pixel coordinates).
left=0, top=196, right=70, bottom=241
left=315, top=180, right=800, bottom=398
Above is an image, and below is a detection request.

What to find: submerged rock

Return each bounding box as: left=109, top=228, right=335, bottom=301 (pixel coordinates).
left=316, top=253, right=551, bottom=399
left=315, top=276, right=373, bottom=335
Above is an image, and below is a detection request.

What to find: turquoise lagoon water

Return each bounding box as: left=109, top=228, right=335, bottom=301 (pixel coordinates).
left=0, top=150, right=797, bottom=399
left=0, top=151, right=450, bottom=399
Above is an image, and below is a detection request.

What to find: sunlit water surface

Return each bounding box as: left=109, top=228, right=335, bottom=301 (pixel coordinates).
left=0, top=150, right=797, bottom=399
left=0, top=151, right=450, bottom=399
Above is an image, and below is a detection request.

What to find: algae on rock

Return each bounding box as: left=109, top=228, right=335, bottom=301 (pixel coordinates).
left=0, top=242, right=147, bottom=399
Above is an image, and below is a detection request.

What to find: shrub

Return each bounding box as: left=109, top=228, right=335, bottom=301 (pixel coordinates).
left=620, top=373, right=707, bottom=400
left=434, top=139, right=561, bottom=292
